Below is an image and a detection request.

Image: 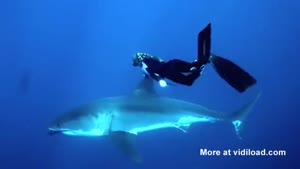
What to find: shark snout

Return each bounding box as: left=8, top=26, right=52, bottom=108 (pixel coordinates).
left=48, top=129, right=62, bottom=135
left=48, top=124, right=72, bottom=135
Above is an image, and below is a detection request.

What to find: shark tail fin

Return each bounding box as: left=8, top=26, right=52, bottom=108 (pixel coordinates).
left=228, top=92, right=262, bottom=139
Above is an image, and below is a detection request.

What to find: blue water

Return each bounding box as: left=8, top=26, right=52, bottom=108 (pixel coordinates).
left=0, top=0, right=299, bottom=168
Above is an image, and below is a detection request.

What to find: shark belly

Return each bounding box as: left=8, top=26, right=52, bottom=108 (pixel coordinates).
left=111, top=111, right=214, bottom=135
left=62, top=129, right=104, bottom=136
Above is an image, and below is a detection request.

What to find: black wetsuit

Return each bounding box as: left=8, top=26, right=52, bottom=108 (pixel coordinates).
left=141, top=23, right=211, bottom=86
left=143, top=57, right=200, bottom=86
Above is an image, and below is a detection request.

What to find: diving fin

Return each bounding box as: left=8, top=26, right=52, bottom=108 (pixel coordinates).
left=197, top=23, right=211, bottom=66
left=110, top=131, right=142, bottom=163
left=209, top=54, right=257, bottom=93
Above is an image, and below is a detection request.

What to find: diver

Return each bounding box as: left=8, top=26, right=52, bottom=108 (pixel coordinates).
left=133, top=23, right=257, bottom=92
left=133, top=23, right=212, bottom=87
left=133, top=53, right=205, bottom=87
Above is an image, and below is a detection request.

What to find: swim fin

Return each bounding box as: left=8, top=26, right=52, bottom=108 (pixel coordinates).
left=209, top=54, right=257, bottom=93
left=197, top=23, right=211, bottom=66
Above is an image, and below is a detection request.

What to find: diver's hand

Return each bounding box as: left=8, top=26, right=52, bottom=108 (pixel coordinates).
left=159, top=79, right=167, bottom=87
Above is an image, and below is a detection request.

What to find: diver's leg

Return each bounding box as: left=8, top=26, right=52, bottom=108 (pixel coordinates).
left=197, top=23, right=211, bottom=66
left=168, top=71, right=200, bottom=86
left=165, top=59, right=193, bottom=73
left=163, top=67, right=201, bottom=86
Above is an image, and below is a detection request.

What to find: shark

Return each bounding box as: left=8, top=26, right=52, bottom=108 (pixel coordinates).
left=48, top=78, right=261, bottom=163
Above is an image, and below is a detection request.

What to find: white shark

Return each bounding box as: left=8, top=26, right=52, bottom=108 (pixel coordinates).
left=48, top=78, right=260, bottom=163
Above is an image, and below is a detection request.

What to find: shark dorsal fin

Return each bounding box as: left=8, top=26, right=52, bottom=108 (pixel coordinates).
left=133, top=78, right=158, bottom=97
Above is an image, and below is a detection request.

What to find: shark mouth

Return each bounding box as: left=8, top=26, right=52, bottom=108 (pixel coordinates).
left=48, top=128, right=70, bottom=135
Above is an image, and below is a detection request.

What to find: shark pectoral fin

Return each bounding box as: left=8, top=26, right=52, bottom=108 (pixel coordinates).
left=174, top=124, right=190, bottom=133
left=109, top=131, right=142, bottom=163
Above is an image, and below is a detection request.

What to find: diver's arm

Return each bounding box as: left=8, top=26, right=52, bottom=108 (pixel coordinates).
left=140, top=61, right=163, bottom=81
left=146, top=68, right=163, bottom=82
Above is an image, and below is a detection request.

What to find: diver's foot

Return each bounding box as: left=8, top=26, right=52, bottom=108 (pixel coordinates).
left=190, top=63, right=205, bottom=72
left=189, top=67, right=196, bottom=72
left=190, top=65, right=205, bottom=74
left=191, top=60, right=198, bottom=67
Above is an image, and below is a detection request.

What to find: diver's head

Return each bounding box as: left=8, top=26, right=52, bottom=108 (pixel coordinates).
left=132, top=53, right=144, bottom=67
